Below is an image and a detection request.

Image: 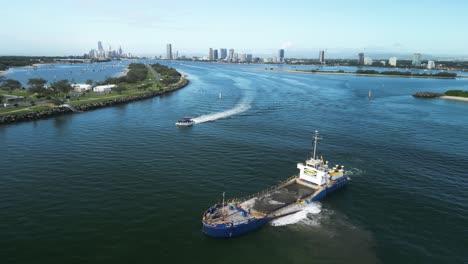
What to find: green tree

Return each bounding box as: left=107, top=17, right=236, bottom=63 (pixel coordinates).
left=0, top=75, right=6, bottom=85
left=85, top=79, right=93, bottom=85
left=50, top=80, right=72, bottom=96
left=113, top=85, right=127, bottom=94
left=27, top=78, right=48, bottom=96
left=51, top=98, right=64, bottom=106
left=2, top=79, right=22, bottom=94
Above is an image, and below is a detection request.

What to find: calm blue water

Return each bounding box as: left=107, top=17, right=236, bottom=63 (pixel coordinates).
left=2, top=60, right=133, bottom=85
left=1, top=61, right=467, bottom=263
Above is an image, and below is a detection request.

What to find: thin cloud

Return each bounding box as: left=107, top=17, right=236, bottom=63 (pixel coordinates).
left=281, top=41, right=293, bottom=49
left=87, top=12, right=183, bottom=31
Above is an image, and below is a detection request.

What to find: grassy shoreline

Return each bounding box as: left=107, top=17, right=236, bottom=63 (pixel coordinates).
left=0, top=64, right=189, bottom=122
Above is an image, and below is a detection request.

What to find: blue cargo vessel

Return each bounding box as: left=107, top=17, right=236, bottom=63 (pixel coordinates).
left=202, top=131, right=350, bottom=238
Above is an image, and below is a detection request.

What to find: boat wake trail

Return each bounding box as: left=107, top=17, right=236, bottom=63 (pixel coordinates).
left=192, top=76, right=253, bottom=124
left=192, top=96, right=251, bottom=124
left=270, top=203, right=322, bottom=227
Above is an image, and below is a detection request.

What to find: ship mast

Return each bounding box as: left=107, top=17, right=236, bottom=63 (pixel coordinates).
left=312, top=130, right=322, bottom=160
left=222, top=192, right=225, bottom=216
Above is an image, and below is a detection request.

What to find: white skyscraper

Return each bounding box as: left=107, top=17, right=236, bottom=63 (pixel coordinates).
left=389, top=57, right=398, bottom=67
left=166, top=44, right=173, bottom=60
left=208, top=48, right=214, bottom=61
left=319, top=50, right=325, bottom=64
left=364, top=57, right=373, bottom=66
left=239, top=53, right=247, bottom=62
left=412, top=53, right=422, bottom=67
left=427, top=61, right=435, bottom=69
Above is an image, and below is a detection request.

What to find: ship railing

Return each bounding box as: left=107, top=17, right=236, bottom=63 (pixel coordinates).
left=229, top=175, right=298, bottom=204
left=205, top=175, right=298, bottom=217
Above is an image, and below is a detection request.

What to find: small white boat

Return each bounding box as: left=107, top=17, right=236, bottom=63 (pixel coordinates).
left=176, top=116, right=194, bottom=126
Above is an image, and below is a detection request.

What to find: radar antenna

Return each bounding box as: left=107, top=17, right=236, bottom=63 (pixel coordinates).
left=312, top=130, right=322, bottom=160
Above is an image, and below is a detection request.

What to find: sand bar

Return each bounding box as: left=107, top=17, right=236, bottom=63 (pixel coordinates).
left=440, top=96, right=468, bottom=102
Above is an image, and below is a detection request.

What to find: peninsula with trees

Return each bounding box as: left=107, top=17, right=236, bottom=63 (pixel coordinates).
left=0, top=63, right=189, bottom=125
left=413, top=90, right=468, bottom=102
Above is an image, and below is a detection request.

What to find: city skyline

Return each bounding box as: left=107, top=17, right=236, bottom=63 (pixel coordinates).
left=0, top=0, right=467, bottom=58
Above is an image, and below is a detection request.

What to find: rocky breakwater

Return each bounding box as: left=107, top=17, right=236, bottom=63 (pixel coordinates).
left=412, top=92, right=443, bottom=98
left=0, top=78, right=189, bottom=126
left=0, top=107, right=73, bottom=125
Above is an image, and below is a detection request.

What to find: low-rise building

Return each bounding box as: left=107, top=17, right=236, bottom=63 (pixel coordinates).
left=1, top=94, right=24, bottom=103
left=72, top=84, right=93, bottom=92
left=93, top=84, right=116, bottom=92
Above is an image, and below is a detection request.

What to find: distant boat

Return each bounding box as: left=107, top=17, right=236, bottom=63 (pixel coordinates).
left=219, top=92, right=222, bottom=99
left=368, top=89, right=372, bottom=98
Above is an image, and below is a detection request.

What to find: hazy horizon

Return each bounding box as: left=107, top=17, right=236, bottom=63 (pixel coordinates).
left=1, top=0, right=467, bottom=58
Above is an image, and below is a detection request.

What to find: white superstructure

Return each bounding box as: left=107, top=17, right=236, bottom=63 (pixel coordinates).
left=296, top=131, right=345, bottom=186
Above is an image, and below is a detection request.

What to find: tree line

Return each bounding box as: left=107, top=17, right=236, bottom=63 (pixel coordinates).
left=356, top=70, right=457, bottom=78
left=0, top=75, right=73, bottom=97
left=0, top=56, right=77, bottom=71
left=445, top=90, right=468, bottom=97
left=99, top=63, right=149, bottom=85
left=151, top=63, right=181, bottom=85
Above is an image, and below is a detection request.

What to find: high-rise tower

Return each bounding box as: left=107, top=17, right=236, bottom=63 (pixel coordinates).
left=358, top=53, right=365, bottom=65
left=228, top=49, right=234, bottom=62
left=278, top=49, right=285, bottom=63
left=412, top=53, right=422, bottom=67
left=166, top=44, right=173, bottom=60
left=319, top=50, right=325, bottom=64
left=220, top=48, right=227, bottom=59
left=208, top=48, right=214, bottom=61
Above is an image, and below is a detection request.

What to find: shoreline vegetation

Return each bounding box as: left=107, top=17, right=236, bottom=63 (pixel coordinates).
left=280, top=69, right=459, bottom=79
left=0, top=56, right=117, bottom=72
left=413, top=90, right=468, bottom=102
left=0, top=63, right=189, bottom=125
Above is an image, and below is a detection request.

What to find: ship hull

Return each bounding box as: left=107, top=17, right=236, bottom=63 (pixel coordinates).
left=202, top=177, right=349, bottom=238
left=202, top=217, right=270, bottom=238
left=309, top=176, right=349, bottom=202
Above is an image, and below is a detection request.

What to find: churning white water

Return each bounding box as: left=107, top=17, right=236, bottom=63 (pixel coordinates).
left=270, top=203, right=322, bottom=227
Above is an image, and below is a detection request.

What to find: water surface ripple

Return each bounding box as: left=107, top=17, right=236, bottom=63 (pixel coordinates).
left=1, top=61, right=467, bottom=263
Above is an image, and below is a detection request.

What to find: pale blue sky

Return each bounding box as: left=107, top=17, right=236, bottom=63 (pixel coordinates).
left=1, top=0, right=467, bottom=57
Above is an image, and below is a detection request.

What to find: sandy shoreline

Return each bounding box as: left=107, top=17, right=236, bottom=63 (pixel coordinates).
left=277, top=69, right=465, bottom=79
left=117, top=68, right=129, bottom=77
left=440, top=96, right=468, bottom=102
